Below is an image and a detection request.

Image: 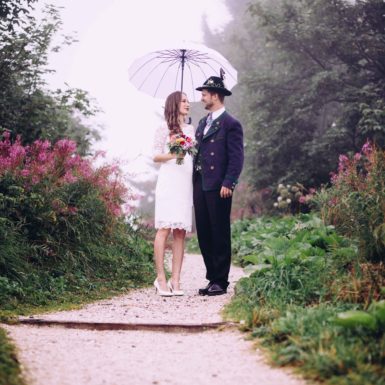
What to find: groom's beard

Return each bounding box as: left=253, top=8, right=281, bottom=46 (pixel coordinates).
left=204, top=102, right=214, bottom=110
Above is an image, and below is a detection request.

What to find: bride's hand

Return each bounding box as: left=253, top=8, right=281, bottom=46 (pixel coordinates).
left=173, top=152, right=186, bottom=159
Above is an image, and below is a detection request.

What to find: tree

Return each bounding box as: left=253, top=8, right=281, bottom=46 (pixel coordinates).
left=205, top=0, right=385, bottom=192
left=0, top=1, right=100, bottom=153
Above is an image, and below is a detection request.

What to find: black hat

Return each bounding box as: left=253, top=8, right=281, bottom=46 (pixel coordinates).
left=196, top=76, right=232, bottom=96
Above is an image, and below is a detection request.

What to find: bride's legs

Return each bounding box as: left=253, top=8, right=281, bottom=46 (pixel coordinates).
left=154, top=228, right=171, bottom=291
left=171, top=229, right=186, bottom=290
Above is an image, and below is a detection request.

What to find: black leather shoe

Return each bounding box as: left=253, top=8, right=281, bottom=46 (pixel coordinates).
left=198, top=283, right=212, bottom=296
left=207, top=283, right=227, bottom=296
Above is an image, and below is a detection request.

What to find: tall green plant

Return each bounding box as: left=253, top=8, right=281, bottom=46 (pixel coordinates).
left=316, top=142, right=385, bottom=262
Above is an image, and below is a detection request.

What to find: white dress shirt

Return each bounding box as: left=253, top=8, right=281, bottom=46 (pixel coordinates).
left=203, top=107, right=226, bottom=135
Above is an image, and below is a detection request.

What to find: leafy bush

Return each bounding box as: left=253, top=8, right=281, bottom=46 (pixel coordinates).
left=231, top=214, right=356, bottom=308
left=333, top=300, right=385, bottom=333
left=0, top=132, right=154, bottom=309
left=226, top=214, right=385, bottom=384
left=315, top=142, right=385, bottom=262
left=259, top=305, right=385, bottom=385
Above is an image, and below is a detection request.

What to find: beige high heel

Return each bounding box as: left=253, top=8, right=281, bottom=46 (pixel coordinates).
left=167, top=279, right=184, bottom=296
left=154, top=279, right=173, bottom=296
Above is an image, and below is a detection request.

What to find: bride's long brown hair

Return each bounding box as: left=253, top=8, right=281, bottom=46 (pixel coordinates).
left=164, top=91, right=185, bottom=135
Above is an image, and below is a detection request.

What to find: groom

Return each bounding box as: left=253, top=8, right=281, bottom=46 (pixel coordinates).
left=193, top=75, right=244, bottom=296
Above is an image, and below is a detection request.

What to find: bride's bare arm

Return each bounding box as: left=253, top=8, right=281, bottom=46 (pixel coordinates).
left=153, top=152, right=186, bottom=163
left=153, top=153, right=177, bottom=163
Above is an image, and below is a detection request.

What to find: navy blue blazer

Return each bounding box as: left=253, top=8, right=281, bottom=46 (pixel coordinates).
left=194, top=110, right=244, bottom=191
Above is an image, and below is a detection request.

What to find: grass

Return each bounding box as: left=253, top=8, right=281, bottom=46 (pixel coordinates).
left=225, top=214, right=385, bottom=385
left=0, top=253, right=155, bottom=385
left=0, top=329, right=25, bottom=385
left=185, top=234, right=200, bottom=253
left=0, top=273, right=153, bottom=321
left=0, top=224, right=155, bottom=384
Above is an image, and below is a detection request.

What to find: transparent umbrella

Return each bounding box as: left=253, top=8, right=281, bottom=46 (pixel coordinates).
left=128, top=42, right=237, bottom=102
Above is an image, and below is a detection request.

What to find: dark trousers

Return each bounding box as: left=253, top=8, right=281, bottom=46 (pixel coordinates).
left=193, top=173, right=232, bottom=287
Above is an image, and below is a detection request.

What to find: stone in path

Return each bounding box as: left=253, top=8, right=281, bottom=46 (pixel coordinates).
left=3, top=254, right=306, bottom=385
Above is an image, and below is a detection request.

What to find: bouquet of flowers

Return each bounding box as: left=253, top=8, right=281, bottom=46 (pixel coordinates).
left=168, top=133, right=197, bottom=165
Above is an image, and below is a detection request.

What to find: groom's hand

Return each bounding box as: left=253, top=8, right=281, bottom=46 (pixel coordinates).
left=220, top=186, right=232, bottom=198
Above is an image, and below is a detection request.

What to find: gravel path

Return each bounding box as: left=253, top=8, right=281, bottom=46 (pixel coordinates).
left=3, top=253, right=306, bottom=385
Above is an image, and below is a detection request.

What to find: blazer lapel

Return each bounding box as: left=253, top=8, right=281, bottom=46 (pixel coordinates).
left=203, top=111, right=227, bottom=140
left=195, top=118, right=206, bottom=147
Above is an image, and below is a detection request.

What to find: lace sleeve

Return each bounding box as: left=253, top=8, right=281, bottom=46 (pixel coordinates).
left=152, top=124, right=168, bottom=157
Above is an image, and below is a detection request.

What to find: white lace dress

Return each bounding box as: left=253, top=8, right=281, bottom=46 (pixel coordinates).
left=153, top=123, right=194, bottom=232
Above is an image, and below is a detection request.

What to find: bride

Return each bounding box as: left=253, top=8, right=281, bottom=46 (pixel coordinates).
left=152, top=91, right=194, bottom=296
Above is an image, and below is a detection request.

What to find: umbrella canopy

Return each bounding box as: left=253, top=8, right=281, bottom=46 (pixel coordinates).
left=128, top=42, right=237, bottom=102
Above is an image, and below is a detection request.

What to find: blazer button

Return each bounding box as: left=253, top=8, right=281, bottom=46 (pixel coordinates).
left=210, top=166, right=214, bottom=170
left=210, top=139, right=214, bottom=143
left=210, top=152, right=215, bottom=156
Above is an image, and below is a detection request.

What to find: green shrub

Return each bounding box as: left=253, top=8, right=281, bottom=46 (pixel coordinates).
left=261, top=305, right=385, bottom=384
left=315, top=142, right=385, bottom=262
left=226, top=214, right=385, bottom=384
left=0, top=133, right=154, bottom=310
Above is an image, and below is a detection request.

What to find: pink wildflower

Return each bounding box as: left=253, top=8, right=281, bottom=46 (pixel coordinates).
left=299, top=196, right=306, bottom=204
left=330, top=172, right=339, bottom=184
left=67, top=206, right=78, bottom=215
left=63, top=171, right=77, bottom=183
left=354, top=153, right=361, bottom=161
left=362, top=140, right=372, bottom=156
left=54, top=139, right=77, bottom=155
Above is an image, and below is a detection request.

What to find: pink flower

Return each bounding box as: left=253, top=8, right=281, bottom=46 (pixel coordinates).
left=354, top=153, right=361, bottom=161
left=63, top=172, right=77, bottom=183
left=362, top=141, right=372, bottom=156
left=54, top=139, right=77, bottom=155
left=330, top=172, right=338, bottom=184
left=338, top=154, right=350, bottom=173
left=67, top=206, right=78, bottom=215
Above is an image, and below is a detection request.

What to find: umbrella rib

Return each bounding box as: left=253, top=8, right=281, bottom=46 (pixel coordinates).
left=153, top=60, right=181, bottom=97
left=186, top=50, right=236, bottom=79
left=206, top=58, right=237, bottom=82
left=184, top=61, right=200, bottom=102
left=130, top=55, right=179, bottom=81
left=133, top=57, right=180, bottom=92
left=129, top=55, right=161, bottom=79
left=174, top=61, right=181, bottom=92
left=128, top=47, right=237, bottom=99
left=187, top=60, right=210, bottom=80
